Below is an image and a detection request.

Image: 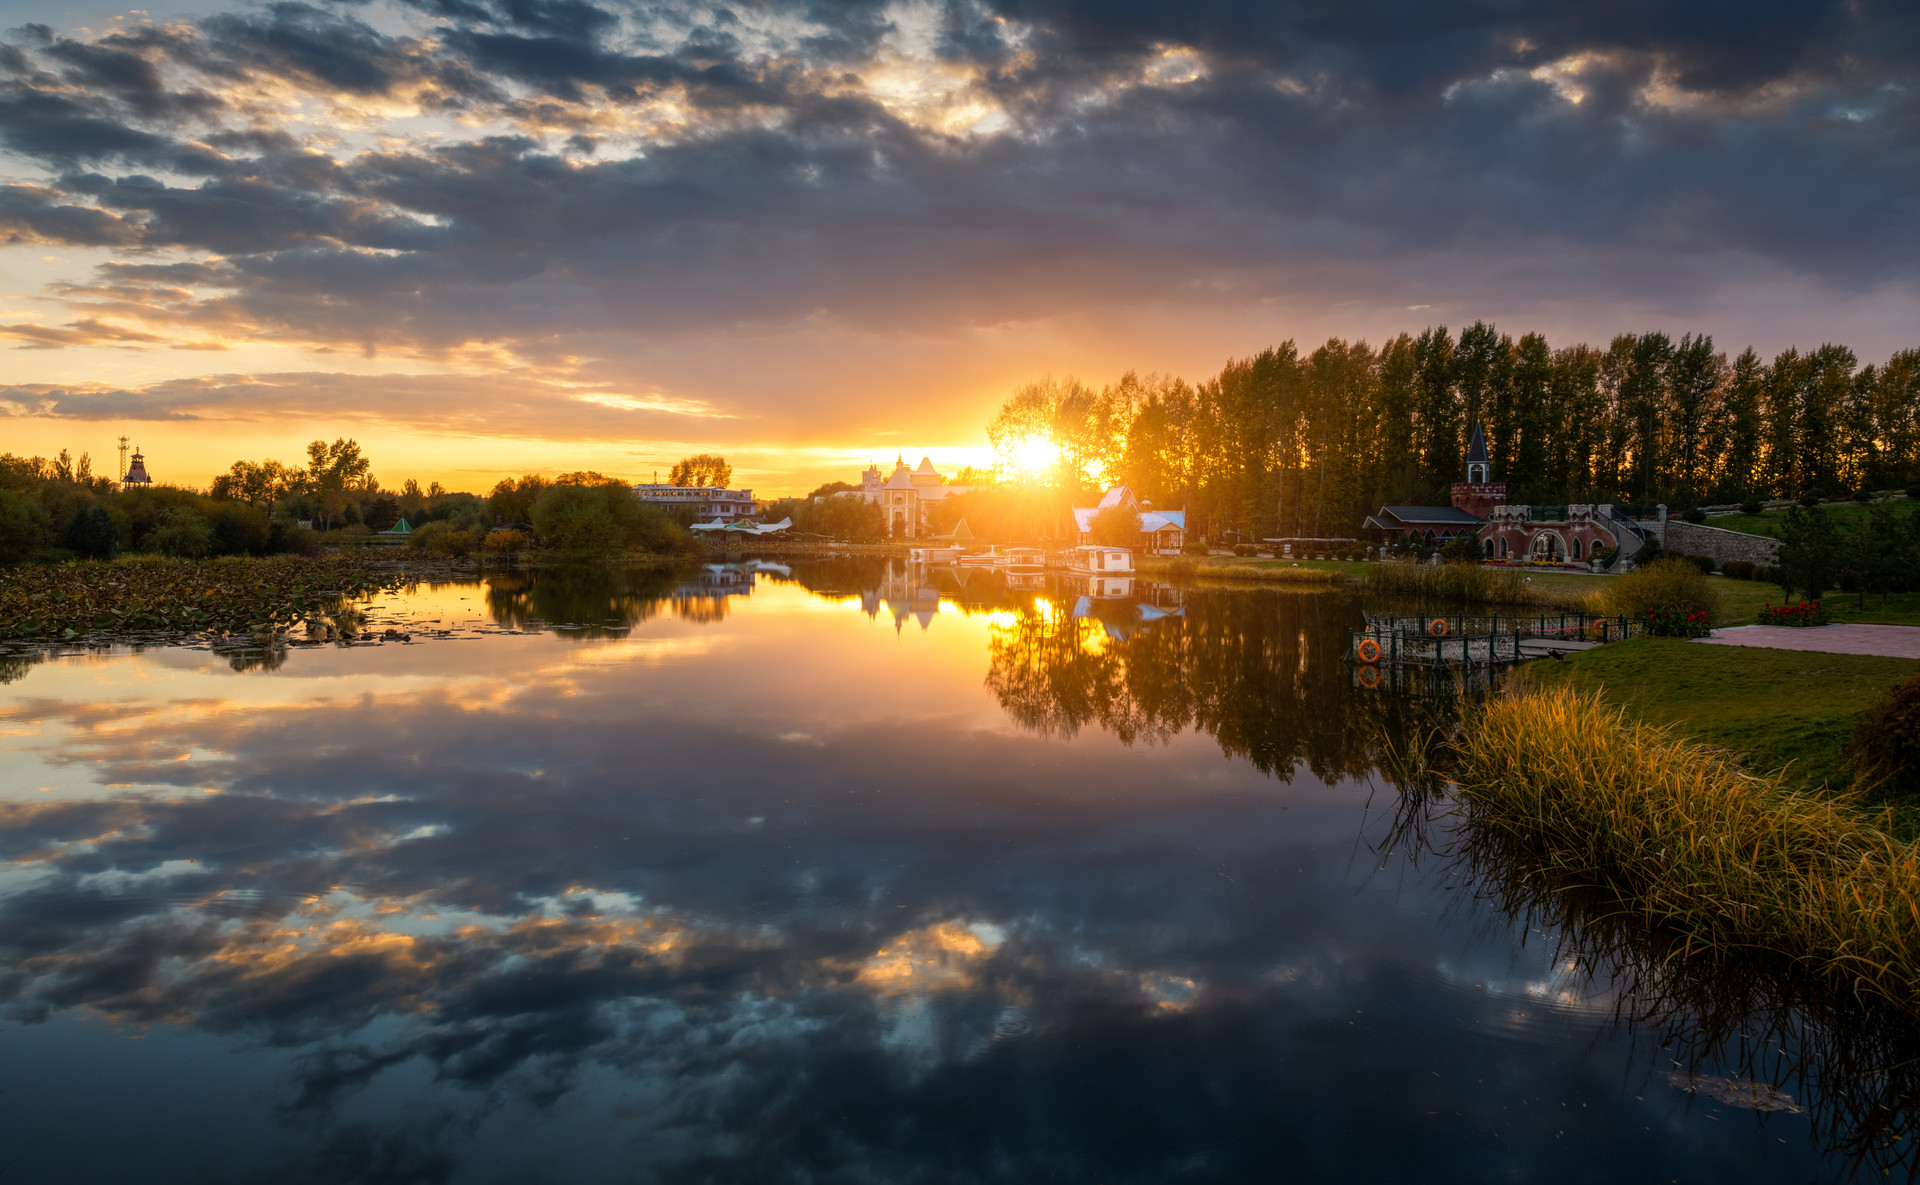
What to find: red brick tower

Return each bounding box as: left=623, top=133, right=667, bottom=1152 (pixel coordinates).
left=1449, top=424, right=1506, bottom=518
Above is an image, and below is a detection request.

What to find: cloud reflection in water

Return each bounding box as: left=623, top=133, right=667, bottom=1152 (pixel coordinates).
left=0, top=563, right=1848, bottom=1182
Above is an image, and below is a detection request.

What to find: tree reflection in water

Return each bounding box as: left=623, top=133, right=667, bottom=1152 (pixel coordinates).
left=982, top=585, right=1461, bottom=784
left=972, top=572, right=1920, bottom=1178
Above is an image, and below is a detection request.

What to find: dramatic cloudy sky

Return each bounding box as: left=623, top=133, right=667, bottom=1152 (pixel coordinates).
left=2, top=0, right=1917, bottom=492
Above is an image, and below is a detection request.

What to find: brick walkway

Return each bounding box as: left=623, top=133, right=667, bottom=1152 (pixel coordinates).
left=1695, top=623, right=1920, bottom=659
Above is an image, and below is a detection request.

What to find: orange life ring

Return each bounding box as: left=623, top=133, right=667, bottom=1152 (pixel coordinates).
left=1428, top=618, right=1449, bottom=637
left=1355, top=637, right=1382, bottom=664
left=1357, top=665, right=1382, bottom=689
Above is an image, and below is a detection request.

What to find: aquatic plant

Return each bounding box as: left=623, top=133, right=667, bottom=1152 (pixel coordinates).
left=0, top=554, right=412, bottom=639
left=1451, top=686, right=1920, bottom=1014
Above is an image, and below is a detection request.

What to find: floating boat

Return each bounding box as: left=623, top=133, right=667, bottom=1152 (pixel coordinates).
left=1004, top=547, right=1046, bottom=573
left=1065, top=545, right=1133, bottom=575
left=908, top=546, right=962, bottom=563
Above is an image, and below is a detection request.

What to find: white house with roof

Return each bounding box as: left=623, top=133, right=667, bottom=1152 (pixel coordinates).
left=1071, top=485, right=1187, bottom=554
left=847, top=456, right=978, bottom=539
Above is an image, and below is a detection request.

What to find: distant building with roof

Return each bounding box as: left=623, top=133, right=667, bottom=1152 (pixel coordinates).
left=1071, top=485, right=1186, bottom=554
left=848, top=456, right=979, bottom=539
left=1365, top=423, right=1647, bottom=566
left=632, top=483, right=757, bottom=520
left=122, top=447, right=153, bottom=487
left=1364, top=424, right=1504, bottom=548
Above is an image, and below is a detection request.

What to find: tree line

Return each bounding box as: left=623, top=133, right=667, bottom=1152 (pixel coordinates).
left=987, top=325, right=1920, bottom=540
left=0, top=441, right=725, bottom=563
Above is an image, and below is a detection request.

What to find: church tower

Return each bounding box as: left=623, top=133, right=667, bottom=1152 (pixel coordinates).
left=1449, top=424, right=1506, bottom=518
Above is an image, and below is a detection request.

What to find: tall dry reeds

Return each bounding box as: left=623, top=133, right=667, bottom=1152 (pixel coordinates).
left=1452, top=686, right=1920, bottom=1010
left=1136, top=556, right=1342, bottom=585
left=1360, top=561, right=1552, bottom=605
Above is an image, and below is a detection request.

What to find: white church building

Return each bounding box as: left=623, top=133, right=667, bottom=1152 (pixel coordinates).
left=850, top=456, right=979, bottom=539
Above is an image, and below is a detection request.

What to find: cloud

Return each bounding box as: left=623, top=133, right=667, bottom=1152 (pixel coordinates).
left=0, top=0, right=1914, bottom=473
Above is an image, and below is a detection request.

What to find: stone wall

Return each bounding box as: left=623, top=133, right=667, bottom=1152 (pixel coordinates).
left=1656, top=519, right=1781, bottom=568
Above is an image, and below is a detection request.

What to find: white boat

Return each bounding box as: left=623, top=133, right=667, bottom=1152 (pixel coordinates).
left=1066, top=545, right=1133, bottom=575
left=908, top=546, right=962, bottom=563
left=1004, top=547, right=1046, bottom=572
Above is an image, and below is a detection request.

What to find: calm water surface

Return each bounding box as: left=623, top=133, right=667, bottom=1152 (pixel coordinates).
left=0, top=559, right=1905, bottom=1183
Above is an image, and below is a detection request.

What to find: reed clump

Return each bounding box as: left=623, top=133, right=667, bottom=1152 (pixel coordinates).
left=1360, top=561, right=1557, bottom=605
left=1136, top=556, right=1342, bottom=585
left=1452, top=685, right=1920, bottom=1010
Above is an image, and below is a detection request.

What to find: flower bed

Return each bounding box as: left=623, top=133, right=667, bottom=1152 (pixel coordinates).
left=1645, top=608, right=1712, bottom=638
left=1758, top=600, right=1830, bottom=627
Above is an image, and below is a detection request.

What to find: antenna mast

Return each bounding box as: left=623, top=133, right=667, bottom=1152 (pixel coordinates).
left=117, top=436, right=129, bottom=483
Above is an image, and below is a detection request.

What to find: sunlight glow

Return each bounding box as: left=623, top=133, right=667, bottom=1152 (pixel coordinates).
left=1010, top=434, right=1060, bottom=480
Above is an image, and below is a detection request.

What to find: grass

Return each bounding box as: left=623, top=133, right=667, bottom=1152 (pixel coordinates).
left=1451, top=685, right=1920, bottom=1015
left=1520, top=636, right=1920, bottom=794
left=1708, top=498, right=1918, bottom=540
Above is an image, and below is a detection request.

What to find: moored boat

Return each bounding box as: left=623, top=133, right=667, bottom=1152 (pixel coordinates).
left=1065, top=545, right=1133, bottom=575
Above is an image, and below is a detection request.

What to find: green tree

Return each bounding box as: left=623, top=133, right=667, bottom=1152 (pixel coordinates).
left=147, top=506, right=214, bottom=558
left=668, top=454, right=732, bottom=488
left=1088, top=505, right=1142, bottom=547
left=0, top=489, right=51, bottom=564
left=1774, top=505, right=1844, bottom=602
left=63, top=504, right=118, bottom=558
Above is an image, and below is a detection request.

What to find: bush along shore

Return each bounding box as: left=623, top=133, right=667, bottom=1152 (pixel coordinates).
left=1449, top=685, right=1920, bottom=1014
left=0, top=553, right=462, bottom=643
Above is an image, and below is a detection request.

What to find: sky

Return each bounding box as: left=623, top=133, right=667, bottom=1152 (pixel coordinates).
left=2, top=0, right=1917, bottom=496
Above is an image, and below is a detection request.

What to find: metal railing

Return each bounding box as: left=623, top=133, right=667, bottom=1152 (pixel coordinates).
left=1347, top=612, right=1641, bottom=668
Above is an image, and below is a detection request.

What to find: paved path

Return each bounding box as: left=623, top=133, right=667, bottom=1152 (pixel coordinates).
left=1695, top=623, right=1920, bottom=658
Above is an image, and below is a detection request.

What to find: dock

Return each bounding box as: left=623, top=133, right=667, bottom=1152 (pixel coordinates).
left=1347, top=612, right=1640, bottom=670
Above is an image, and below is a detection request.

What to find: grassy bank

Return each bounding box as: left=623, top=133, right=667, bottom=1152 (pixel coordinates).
left=1451, top=686, right=1920, bottom=1013
left=1519, top=637, right=1920, bottom=793
left=1708, top=498, right=1918, bottom=540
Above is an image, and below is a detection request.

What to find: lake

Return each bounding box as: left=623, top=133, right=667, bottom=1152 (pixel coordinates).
left=0, top=557, right=1904, bottom=1183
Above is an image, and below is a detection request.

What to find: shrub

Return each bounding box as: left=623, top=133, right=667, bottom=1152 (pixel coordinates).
left=1907, top=484, right=1920, bottom=501
left=1438, top=534, right=1483, bottom=564
left=1680, top=507, right=1706, bottom=523
left=1676, top=552, right=1716, bottom=575
left=1799, top=489, right=1825, bottom=508
left=1758, top=600, right=1830, bottom=627
left=1233, top=544, right=1256, bottom=557
left=1591, top=557, right=1721, bottom=624
left=484, top=527, right=531, bottom=555
left=1846, top=675, right=1920, bottom=795
left=409, top=520, right=478, bottom=557
left=1722, top=560, right=1755, bottom=580
left=1854, top=488, right=1875, bottom=503
left=1739, top=500, right=1764, bottom=516
left=1182, top=541, right=1208, bottom=556
left=280, top=525, right=323, bottom=557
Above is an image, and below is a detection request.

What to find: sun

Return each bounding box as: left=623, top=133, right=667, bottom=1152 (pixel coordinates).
left=1011, top=434, right=1060, bottom=479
